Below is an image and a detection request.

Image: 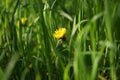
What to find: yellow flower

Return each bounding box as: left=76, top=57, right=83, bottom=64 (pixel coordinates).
left=53, top=28, right=66, bottom=39
left=16, top=21, right=20, bottom=27
left=21, top=17, right=27, bottom=25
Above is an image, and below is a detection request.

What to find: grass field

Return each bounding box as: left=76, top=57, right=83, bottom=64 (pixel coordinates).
left=0, top=0, right=120, bottom=80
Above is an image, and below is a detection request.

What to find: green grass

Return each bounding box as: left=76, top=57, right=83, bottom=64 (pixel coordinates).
left=0, top=0, right=120, bottom=80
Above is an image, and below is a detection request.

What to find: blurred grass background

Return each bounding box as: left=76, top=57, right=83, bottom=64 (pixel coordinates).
left=0, top=0, right=120, bottom=80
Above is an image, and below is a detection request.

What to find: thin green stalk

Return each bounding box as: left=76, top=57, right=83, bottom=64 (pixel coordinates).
left=104, top=0, right=116, bottom=80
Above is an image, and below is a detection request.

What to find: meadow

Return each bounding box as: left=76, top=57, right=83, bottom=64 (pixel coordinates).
left=0, top=0, right=120, bottom=80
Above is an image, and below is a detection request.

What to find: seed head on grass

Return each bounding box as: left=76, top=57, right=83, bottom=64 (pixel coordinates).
left=53, top=27, right=66, bottom=39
